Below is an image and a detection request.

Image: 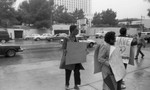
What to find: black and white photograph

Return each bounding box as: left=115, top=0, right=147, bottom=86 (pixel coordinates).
left=0, top=0, right=150, bottom=90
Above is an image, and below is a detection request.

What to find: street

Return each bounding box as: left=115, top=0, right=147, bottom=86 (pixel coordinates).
left=0, top=39, right=64, bottom=65
left=0, top=39, right=150, bottom=90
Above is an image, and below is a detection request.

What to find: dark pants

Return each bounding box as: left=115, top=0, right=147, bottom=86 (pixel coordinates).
left=117, top=63, right=127, bottom=90
left=135, top=44, right=144, bottom=58
left=65, top=64, right=81, bottom=86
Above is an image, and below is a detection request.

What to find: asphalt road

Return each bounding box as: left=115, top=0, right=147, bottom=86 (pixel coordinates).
left=0, top=39, right=96, bottom=67
left=0, top=40, right=63, bottom=66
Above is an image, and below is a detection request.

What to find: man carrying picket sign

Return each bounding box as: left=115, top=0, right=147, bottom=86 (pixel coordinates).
left=116, top=27, right=137, bottom=90
left=94, top=31, right=126, bottom=90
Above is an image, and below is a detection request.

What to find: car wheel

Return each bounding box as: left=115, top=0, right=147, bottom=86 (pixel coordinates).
left=25, top=38, right=29, bottom=40
left=1, top=40, right=6, bottom=43
left=99, top=36, right=103, bottom=39
left=89, top=43, right=94, bottom=48
left=35, top=38, right=40, bottom=41
left=6, top=50, right=16, bottom=57
left=148, top=38, right=150, bottom=43
left=47, top=38, right=53, bottom=42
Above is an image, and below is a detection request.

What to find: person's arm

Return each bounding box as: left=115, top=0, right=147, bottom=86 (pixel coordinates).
left=62, top=38, right=68, bottom=55
left=142, top=37, right=146, bottom=47
left=98, top=45, right=109, bottom=66
left=131, top=37, right=137, bottom=46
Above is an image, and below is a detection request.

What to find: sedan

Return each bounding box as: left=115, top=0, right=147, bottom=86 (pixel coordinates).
left=77, top=36, right=97, bottom=48
left=24, top=34, right=40, bottom=40
left=60, top=36, right=97, bottom=48
left=39, top=33, right=53, bottom=40
left=0, top=44, right=23, bottom=57
left=47, top=33, right=68, bottom=42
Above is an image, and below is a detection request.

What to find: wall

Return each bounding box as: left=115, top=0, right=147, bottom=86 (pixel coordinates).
left=87, top=27, right=138, bottom=36
left=7, top=28, right=52, bottom=39
left=52, top=24, right=70, bottom=35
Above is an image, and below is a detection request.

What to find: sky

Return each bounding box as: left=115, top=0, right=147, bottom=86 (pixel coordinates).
left=15, top=0, right=150, bottom=19
left=92, top=0, right=150, bottom=19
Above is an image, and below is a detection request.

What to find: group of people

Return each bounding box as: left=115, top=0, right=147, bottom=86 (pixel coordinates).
left=59, top=25, right=146, bottom=90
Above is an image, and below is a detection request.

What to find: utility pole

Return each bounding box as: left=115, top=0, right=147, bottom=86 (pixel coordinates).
left=141, top=16, right=145, bottom=32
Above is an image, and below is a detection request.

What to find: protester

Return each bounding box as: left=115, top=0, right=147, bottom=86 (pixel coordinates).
left=59, top=25, right=84, bottom=90
left=135, top=32, right=146, bottom=59
left=97, top=31, right=117, bottom=90
left=117, top=27, right=137, bottom=89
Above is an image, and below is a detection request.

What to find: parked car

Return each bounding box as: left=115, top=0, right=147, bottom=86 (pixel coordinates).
left=77, top=36, right=97, bottom=48
left=0, top=44, right=23, bottom=57
left=0, top=30, right=10, bottom=43
left=40, top=33, right=53, bottom=40
left=47, top=33, right=68, bottom=42
left=95, top=31, right=108, bottom=38
left=141, top=32, right=150, bottom=43
left=24, top=34, right=40, bottom=40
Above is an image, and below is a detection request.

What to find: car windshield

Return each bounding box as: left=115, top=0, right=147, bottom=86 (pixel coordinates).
left=77, top=37, right=86, bottom=40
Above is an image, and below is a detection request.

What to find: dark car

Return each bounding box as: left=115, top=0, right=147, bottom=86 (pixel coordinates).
left=0, top=44, right=23, bottom=57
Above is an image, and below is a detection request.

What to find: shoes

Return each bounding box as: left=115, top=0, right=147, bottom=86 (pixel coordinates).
left=121, top=84, right=126, bottom=89
left=135, top=57, right=138, bottom=60
left=74, top=85, right=79, bottom=90
left=65, top=85, right=69, bottom=90
left=141, top=55, right=144, bottom=59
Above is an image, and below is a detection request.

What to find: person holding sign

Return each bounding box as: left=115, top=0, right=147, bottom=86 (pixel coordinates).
left=59, top=25, right=84, bottom=90
left=116, top=27, right=137, bottom=89
left=97, top=31, right=118, bottom=90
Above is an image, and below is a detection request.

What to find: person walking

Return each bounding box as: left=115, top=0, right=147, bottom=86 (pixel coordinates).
left=59, top=25, right=84, bottom=90
left=135, top=32, right=146, bottom=59
left=117, top=27, right=137, bottom=90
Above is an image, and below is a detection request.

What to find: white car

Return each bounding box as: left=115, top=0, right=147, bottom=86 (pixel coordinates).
left=24, top=34, right=40, bottom=40
left=95, top=31, right=108, bottom=38
left=58, top=33, right=68, bottom=37
left=40, top=33, right=53, bottom=40
left=47, top=33, right=68, bottom=42
left=77, top=36, right=97, bottom=48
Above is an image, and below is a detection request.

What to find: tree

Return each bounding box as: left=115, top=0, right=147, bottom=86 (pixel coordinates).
left=146, top=0, right=150, bottom=2
left=148, top=9, right=150, bottom=17
left=91, top=12, right=102, bottom=26
left=0, top=0, right=17, bottom=28
left=59, top=11, right=76, bottom=24
left=147, top=0, right=150, bottom=17
left=18, top=0, right=54, bottom=29
left=144, top=0, right=150, bottom=17
left=72, top=9, right=85, bottom=20
left=53, top=5, right=76, bottom=24
left=101, top=9, right=118, bottom=26
left=53, top=5, right=66, bottom=23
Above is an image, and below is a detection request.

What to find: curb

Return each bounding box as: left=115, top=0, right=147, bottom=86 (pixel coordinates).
left=73, top=66, right=150, bottom=90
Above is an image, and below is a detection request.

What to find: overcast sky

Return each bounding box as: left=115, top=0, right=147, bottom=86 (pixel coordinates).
left=15, top=0, right=150, bottom=19
left=92, top=0, right=150, bottom=19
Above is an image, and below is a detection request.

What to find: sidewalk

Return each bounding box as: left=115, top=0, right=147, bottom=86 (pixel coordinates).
left=71, top=49, right=150, bottom=90
left=0, top=49, right=150, bottom=90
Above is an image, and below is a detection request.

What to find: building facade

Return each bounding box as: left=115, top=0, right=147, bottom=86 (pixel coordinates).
left=54, top=0, right=91, bottom=17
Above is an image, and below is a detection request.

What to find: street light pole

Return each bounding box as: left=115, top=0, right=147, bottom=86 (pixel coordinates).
left=141, top=16, right=145, bottom=32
